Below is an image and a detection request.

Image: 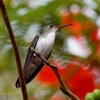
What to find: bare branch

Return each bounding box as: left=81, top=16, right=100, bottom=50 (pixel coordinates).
left=31, top=47, right=80, bottom=100
left=0, top=0, right=29, bottom=100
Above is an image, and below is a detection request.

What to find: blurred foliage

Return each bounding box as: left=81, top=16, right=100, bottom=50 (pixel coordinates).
left=0, top=0, right=100, bottom=100
left=85, top=89, right=100, bottom=100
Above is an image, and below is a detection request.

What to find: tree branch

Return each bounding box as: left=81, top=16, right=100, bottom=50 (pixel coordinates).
left=31, top=47, right=80, bottom=100
left=0, top=0, right=29, bottom=100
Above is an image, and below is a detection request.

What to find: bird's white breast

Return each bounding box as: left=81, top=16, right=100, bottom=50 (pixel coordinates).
left=35, top=31, right=56, bottom=58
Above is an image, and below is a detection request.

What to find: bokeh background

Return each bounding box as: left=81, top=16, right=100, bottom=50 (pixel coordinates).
left=0, top=0, right=100, bottom=100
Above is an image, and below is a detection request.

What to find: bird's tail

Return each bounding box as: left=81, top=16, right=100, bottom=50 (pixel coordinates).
left=15, top=78, right=20, bottom=88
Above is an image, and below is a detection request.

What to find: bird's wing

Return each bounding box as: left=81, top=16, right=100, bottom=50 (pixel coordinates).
left=15, top=35, right=52, bottom=88
left=15, top=35, right=39, bottom=88
left=24, top=35, right=39, bottom=69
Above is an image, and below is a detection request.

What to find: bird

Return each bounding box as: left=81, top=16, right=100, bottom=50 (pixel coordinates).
left=15, top=24, right=72, bottom=88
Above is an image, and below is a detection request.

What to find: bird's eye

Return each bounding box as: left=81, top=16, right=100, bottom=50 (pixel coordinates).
left=49, top=25, right=53, bottom=28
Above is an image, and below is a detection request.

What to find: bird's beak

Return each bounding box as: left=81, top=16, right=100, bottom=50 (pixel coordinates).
left=57, top=24, right=73, bottom=29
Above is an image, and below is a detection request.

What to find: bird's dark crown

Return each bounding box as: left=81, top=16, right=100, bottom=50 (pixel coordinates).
left=40, top=25, right=55, bottom=35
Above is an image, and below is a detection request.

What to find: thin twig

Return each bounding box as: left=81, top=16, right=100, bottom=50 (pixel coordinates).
left=0, top=1, right=29, bottom=100
left=31, top=47, right=80, bottom=100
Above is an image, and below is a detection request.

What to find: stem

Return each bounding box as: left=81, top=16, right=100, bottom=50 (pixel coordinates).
left=0, top=1, right=29, bottom=100
left=31, top=47, right=80, bottom=100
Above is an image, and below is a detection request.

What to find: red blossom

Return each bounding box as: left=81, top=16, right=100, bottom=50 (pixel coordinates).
left=37, top=61, right=67, bottom=86
left=66, top=67, right=96, bottom=100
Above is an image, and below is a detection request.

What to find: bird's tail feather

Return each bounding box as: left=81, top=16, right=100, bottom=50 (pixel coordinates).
left=15, top=78, right=20, bottom=88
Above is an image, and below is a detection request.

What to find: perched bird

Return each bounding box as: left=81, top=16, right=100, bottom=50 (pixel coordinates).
left=15, top=24, right=72, bottom=88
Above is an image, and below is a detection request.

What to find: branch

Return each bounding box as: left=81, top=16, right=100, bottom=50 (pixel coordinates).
left=31, top=47, right=80, bottom=100
left=0, top=1, right=29, bottom=100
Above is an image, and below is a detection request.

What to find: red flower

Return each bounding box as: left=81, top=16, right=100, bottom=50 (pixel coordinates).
left=37, top=61, right=67, bottom=86
left=90, top=28, right=99, bottom=42
left=66, top=67, right=96, bottom=100
left=61, top=11, right=82, bottom=38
